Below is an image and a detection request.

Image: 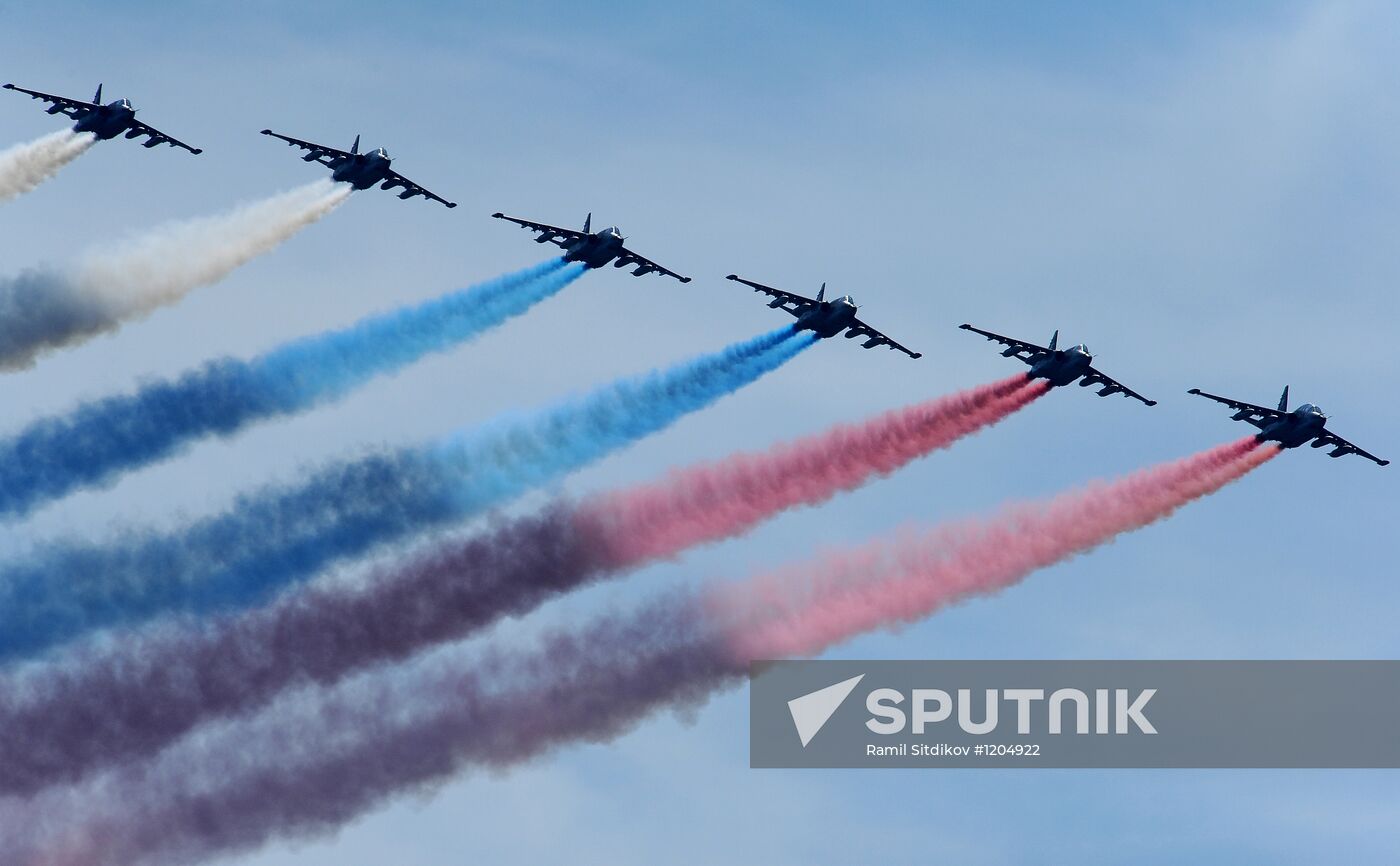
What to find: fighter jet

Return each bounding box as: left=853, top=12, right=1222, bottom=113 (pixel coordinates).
left=3, top=82, right=202, bottom=154
left=727, top=274, right=922, bottom=358
left=1188, top=385, right=1388, bottom=466
left=492, top=212, right=691, bottom=283
left=960, top=324, right=1156, bottom=406
left=260, top=129, right=456, bottom=208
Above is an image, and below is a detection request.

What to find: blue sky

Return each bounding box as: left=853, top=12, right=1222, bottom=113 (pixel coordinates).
left=2, top=1, right=1398, bottom=863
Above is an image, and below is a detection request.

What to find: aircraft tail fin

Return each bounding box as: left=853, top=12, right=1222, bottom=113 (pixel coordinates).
left=1278, top=385, right=1290, bottom=412
left=1049, top=329, right=1059, bottom=351
left=351, top=134, right=360, bottom=155
left=93, top=83, right=103, bottom=104
left=583, top=212, right=592, bottom=233
left=817, top=282, right=826, bottom=303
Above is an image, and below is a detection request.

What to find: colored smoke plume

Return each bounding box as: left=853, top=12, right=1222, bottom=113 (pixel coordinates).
left=0, top=327, right=813, bottom=662
left=0, top=440, right=1274, bottom=866
left=0, top=259, right=582, bottom=519
left=0, top=373, right=1039, bottom=793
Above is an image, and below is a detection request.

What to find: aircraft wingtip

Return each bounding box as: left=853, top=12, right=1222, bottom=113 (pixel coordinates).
left=958, top=323, right=971, bottom=329
left=725, top=274, right=739, bottom=280
left=1381, top=460, right=1391, bottom=467
left=1146, top=400, right=1158, bottom=406
left=446, top=202, right=458, bottom=209
left=259, top=128, right=272, bottom=135
left=680, top=277, right=692, bottom=283
left=2, top=83, right=13, bottom=89
left=191, top=148, right=204, bottom=155
left=1187, top=388, right=1201, bottom=395
left=910, top=353, right=923, bottom=359
left=491, top=212, right=504, bottom=218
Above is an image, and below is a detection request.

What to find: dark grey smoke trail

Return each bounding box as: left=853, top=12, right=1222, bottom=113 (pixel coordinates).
left=0, top=506, right=595, bottom=795
left=0, top=593, right=738, bottom=866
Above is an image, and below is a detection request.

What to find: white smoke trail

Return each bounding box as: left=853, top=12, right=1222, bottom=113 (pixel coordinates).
left=0, top=180, right=350, bottom=370
left=73, top=179, right=350, bottom=311
left=0, top=130, right=96, bottom=203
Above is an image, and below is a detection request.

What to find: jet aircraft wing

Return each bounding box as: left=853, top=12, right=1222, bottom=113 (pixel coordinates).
left=729, top=275, right=920, bottom=357
left=380, top=169, right=456, bottom=208
left=2, top=83, right=97, bottom=119
left=491, top=213, right=587, bottom=248
left=260, top=129, right=355, bottom=166
left=726, top=274, right=820, bottom=316
left=1081, top=366, right=1156, bottom=406
left=1187, top=388, right=1283, bottom=428
left=958, top=323, right=1052, bottom=363
left=126, top=119, right=202, bottom=154
left=612, top=245, right=690, bottom=283
left=846, top=317, right=923, bottom=359
left=1312, top=430, right=1389, bottom=466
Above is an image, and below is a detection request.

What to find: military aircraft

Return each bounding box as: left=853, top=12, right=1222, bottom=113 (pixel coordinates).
left=260, top=130, right=456, bottom=207
left=492, top=212, right=691, bottom=283
left=959, top=324, right=1156, bottom=406
left=3, top=82, right=202, bottom=154
left=1187, top=385, right=1388, bottom=466
left=726, top=274, right=922, bottom=358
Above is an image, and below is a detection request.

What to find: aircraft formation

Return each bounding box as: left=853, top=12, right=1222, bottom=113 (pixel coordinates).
left=4, top=77, right=1385, bottom=467
left=0, top=71, right=1390, bottom=866
left=959, top=322, right=1384, bottom=463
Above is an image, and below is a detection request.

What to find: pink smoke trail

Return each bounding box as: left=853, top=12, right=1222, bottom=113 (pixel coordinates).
left=582, top=373, right=1045, bottom=566
left=0, top=439, right=1276, bottom=866
left=0, top=375, right=1043, bottom=796
left=721, top=437, right=1278, bottom=660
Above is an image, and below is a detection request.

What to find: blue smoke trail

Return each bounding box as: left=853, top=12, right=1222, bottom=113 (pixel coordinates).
left=0, top=259, right=583, bottom=520
left=0, top=327, right=816, bottom=661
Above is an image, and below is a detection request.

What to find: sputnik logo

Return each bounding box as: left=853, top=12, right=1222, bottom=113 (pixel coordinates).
left=787, top=674, right=865, bottom=747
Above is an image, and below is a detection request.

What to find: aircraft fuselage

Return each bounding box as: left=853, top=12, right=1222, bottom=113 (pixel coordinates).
left=70, top=100, right=138, bottom=141
left=1257, top=407, right=1328, bottom=449
left=796, top=297, right=860, bottom=338
left=330, top=151, right=394, bottom=190
left=561, top=228, right=627, bottom=269
left=1029, top=347, right=1094, bottom=387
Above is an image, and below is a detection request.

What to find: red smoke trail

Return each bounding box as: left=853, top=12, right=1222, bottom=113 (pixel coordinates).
left=0, top=440, right=1275, bottom=866
left=0, top=375, right=1043, bottom=796
left=720, top=437, right=1277, bottom=660
left=582, top=373, right=1045, bottom=566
